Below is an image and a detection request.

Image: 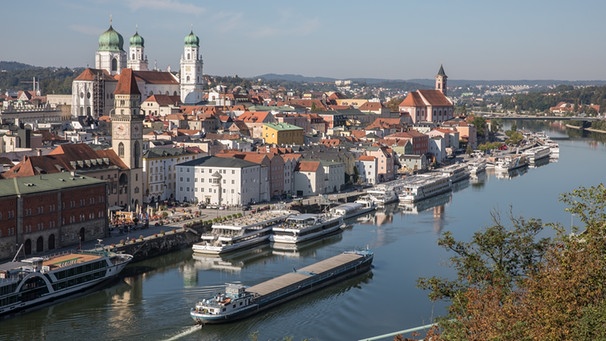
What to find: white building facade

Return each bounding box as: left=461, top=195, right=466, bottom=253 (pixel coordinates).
left=175, top=156, right=268, bottom=206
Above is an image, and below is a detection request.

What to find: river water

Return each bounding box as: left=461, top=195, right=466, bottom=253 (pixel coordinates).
left=3, top=122, right=606, bottom=341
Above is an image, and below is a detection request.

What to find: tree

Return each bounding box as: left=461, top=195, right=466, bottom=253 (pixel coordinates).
left=418, top=184, right=606, bottom=340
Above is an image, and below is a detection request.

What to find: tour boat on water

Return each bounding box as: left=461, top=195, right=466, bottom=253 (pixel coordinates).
left=270, top=212, right=344, bottom=245
left=190, top=249, right=374, bottom=324
left=398, top=173, right=452, bottom=204
left=329, top=200, right=376, bottom=220
left=192, top=210, right=296, bottom=255
left=432, top=163, right=470, bottom=183
left=364, top=186, right=399, bottom=207
left=522, top=145, right=551, bottom=164
left=0, top=242, right=132, bottom=316
left=467, top=159, right=487, bottom=175
left=495, top=155, right=528, bottom=172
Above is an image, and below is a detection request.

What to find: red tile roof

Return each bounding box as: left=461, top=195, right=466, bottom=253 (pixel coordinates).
left=115, top=68, right=141, bottom=95
left=296, top=160, right=320, bottom=172
left=133, top=70, right=179, bottom=85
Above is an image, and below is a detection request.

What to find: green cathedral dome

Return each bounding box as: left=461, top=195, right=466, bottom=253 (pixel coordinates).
left=98, top=25, right=124, bottom=52
left=184, top=30, right=200, bottom=47
left=130, top=31, right=144, bottom=47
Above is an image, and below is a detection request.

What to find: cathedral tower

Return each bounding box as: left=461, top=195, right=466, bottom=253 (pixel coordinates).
left=127, top=30, right=148, bottom=71
left=95, top=22, right=126, bottom=76
left=435, top=64, right=448, bottom=96
left=180, top=30, right=204, bottom=104
left=111, top=68, right=144, bottom=208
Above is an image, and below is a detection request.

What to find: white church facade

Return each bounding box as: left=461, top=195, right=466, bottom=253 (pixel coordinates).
left=71, top=22, right=204, bottom=119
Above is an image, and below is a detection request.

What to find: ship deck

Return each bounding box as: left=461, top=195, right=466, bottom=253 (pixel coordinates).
left=246, top=252, right=364, bottom=297
left=43, top=252, right=101, bottom=269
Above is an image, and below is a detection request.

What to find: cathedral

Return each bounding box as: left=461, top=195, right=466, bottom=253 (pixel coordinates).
left=71, top=22, right=204, bottom=119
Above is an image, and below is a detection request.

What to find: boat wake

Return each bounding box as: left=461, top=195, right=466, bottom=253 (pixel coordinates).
left=162, top=325, right=202, bottom=341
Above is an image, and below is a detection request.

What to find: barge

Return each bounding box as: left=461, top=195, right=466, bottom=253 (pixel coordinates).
left=190, top=249, right=374, bottom=324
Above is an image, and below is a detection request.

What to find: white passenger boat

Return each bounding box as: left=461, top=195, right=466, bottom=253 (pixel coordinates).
left=192, top=210, right=296, bottom=255
left=433, top=163, right=470, bottom=183
left=399, top=190, right=452, bottom=214
left=270, top=213, right=344, bottom=245
left=522, top=145, right=551, bottom=164
left=467, top=159, right=487, bottom=175
left=0, top=242, right=132, bottom=316
left=365, top=186, right=399, bottom=207
left=494, top=155, right=528, bottom=172
left=398, top=173, right=452, bottom=203
left=329, top=200, right=376, bottom=220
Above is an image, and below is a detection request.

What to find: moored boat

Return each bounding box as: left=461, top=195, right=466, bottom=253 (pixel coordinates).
left=467, top=159, right=487, bottom=175
left=270, top=212, right=344, bottom=245
left=192, top=210, right=296, bottom=255
left=0, top=242, right=132, bottom=316
left=190, top=249, right=374, bottom=324
left=398, top=173, right=452, bottom=204
left=494, top=155, right=528, bottom=172
left=432, top=163, right=470, bottom=183
left=329, top=200, right=376, bottom=220
left=522, top=145, right=550, bottom=164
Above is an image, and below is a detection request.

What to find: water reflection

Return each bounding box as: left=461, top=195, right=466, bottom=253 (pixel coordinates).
left=191, top=244, right=272, bottom=272
left=398, top=191, right=452, bottom=215
left=470, top=170, right=487, bottom=187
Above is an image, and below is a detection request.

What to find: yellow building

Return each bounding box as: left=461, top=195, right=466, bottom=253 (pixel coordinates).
left=262, top=122, right=304, bottom=145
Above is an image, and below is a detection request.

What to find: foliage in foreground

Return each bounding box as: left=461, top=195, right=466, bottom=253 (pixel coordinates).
left=413, top=184, right=606, bottom=340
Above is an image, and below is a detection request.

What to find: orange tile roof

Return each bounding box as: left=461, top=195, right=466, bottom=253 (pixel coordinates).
left=417, top=89, right=452, bottom=106
left=296, top=160, right=320, bottom=172
left=133, top=70, right=179, bottom=85
left=358, top=155, right=376, bottom=161
left=74, top=68, right=115, bottom=81
left=115, top=68, right=141, bottom=95
left=400, top=91, right=425, bottom=107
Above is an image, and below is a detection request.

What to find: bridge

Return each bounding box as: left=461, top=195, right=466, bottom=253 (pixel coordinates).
left=475, top=112, right=601, bottom=121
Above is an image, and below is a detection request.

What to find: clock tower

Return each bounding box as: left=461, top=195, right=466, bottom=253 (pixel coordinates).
left=111, top=68, right=144, bottom=208
left=180, top=30, right=204, bottom=104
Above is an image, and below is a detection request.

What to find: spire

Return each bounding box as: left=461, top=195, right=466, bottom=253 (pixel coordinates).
left=437, top=64, right=446, bottom=77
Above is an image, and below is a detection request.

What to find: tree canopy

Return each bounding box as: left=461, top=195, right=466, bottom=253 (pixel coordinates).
left=415, top=184, right=606, bottom=340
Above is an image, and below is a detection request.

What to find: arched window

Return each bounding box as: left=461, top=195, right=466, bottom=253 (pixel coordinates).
left=118, top=142, right=125, bottom=157
left=112, top=58, right=118, bottom=72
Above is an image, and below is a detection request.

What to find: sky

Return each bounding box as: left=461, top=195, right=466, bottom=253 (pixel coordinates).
left=2, top=0, right=606, bottom=81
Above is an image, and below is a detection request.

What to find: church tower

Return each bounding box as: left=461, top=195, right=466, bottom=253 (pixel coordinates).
left=180, top=30, right=204, bottom=104
left=95, top=20, right=126, bottom=76
left=435, top=64, right=448, bottom=96
left=111, top=68, right=144, bottom=208
left=127, top=30, right=148, bottom=71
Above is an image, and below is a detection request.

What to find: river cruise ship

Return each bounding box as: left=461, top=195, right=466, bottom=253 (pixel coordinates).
left=190, top=249, right=373, bottom=324
left=398, top=173, right=452, bottom=204
left=467, top=159, right=487, bottom=175
left=0, top=243, right=132, bottom=316
left=270, top=213, right=344, bottom=245
left=329, top=200, right=376, bottom=220
left=364, top=186, right=399, bottom=207
left=192, top=210, right=296, bottom=255
left=495, top=155, right=528, bottom=172
left=522, top=145, right=551, bottom=164
left=432, top=163, right=470, bottom=183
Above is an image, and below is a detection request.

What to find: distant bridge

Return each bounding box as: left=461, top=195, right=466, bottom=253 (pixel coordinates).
left=475, top=112, right=602, bottom=121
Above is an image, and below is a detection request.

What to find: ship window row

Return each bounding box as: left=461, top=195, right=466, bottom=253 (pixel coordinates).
left=52, top=271, right=105, bottom=290
left=0, top=283, right=19, bottom=296
left=53, top=260, right=106, bottom=280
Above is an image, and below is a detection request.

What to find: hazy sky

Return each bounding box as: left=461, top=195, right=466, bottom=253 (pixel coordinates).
left=3, top=0, right=605, bottom=81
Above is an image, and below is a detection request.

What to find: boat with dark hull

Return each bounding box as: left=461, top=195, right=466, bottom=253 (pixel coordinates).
left=0, top=243, right=132, bottom=316
left=190, top=249, right=374, bottom=324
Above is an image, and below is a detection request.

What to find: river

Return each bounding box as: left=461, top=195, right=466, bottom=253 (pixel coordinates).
left=2, top=122, right=605, bottom=341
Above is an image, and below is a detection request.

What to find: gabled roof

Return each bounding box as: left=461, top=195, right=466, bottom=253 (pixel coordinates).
left=74, top=68, right=115, bottom=82
left=417, top=89, right=452, bottom=106
left=133, top=70, right=179, bottom=85
left=115, top=68, right=141, bottom=95
left=295, top=160, right=321, bottom=172
left=399, top=91, right=425, bottom=107
left=144, top=94, right=181, bottom=106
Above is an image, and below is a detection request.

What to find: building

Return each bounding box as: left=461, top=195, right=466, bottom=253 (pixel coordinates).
left=110, top=68, right=144, bottom=209
left=175, top=156, right=268, bottom=206
left=0, top=172, right=107, bottom=259
left=180, top=31, right=204, bottom=104
left=142, top=147, right=200, bottom=205
left=356, top=155, right=378, bottom=185
left=262, top=122, right=305, bottom=145
left=399, top=66, right=454, bottom=124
